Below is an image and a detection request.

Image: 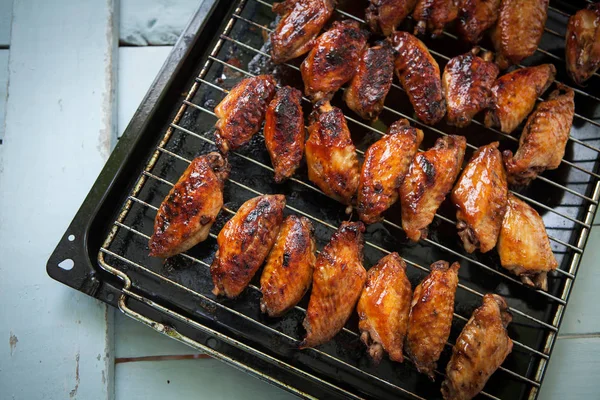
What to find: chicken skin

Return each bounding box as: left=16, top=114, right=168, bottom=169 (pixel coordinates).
left=260, top=215, right=316, bottom=317
left=413, top=0, right=460, bottom=38
left=366, top=0, right=418, bottom=36
left=503, top=86, right=575, bottom=186
left=301, top=20, right=368, bottom=104
left=457, top=0, right=501, bottom=44
left=484, top=64, right=556, bottom=134
left=405, top=261, right=460, bottom=379
left=443, top=48, right=499, bottom=127
left=211, top=195, right=286, bottom=298
left=344, top=43, right=395, bottom=120
left=357, top=253, right=412, bottom=364
left=305, top=102, right=360, bottom=207
left=214, top=75, right=277, bottom=153
left=400, top=135, right=467, bottom=242
left=566, top=4, right=600, bottom=85
left=357, top=119, right=424, bottom=224
left=270, top=0, right=335, bottom=64
left=451, top=142, right=508, bottom=254
left=441, top=294, right=513, bottom=400
left=149, top=153, right=230, bottom=258
left=497, top=194, right=558, bottom=290
left=301, top=222, right=366, bottom=348
left=390, top=31, right=446, bottom=125
left=264, top=86, right=306, bottom=183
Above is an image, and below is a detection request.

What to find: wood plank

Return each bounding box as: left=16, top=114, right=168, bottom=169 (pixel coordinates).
left=0, top=0, right=12, bottom=46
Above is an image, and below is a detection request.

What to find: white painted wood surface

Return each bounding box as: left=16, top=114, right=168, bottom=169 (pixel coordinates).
left=0, top=0, right=12, bottom=46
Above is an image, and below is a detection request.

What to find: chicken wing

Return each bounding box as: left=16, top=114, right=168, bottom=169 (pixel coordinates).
left=441, top=294, right=513, bottom=400
left=270, top=0, right=335, bottom=64
left=484, top=64, right=556, bottom=134
left=214, top=75, right=277, bottom=153
left=497, top=194, right=558, bottom=290
left=443, top=48, right=499, bottom=127
left=405, top=261, right=460, bottom=379
left=301, top=222, right=366, bottom=348
left=413, top=0, right=459, bottom=38
left=149, top=153, right=230, bottom=258
left=301, top=20, right=368, bottom=104
left=264, top=86, right=306, bottom=183
left=211, top=195, right=286, bottom=298
left=457, top=0, right=501, bottom=44
left=400, top=135, right=466, bottom=242
left=566, top=4, right=600, bottom=85
left=343, top=43, right=395, bottom=120
left=305, top=102, right=360, bottom=207
left=260, top=215, right=316, bottom=317
left=390, top=31, right=446, bottom=125
left=357, top=253, right=412, bottom=364
left=357, top=119, right=424, bottom=224
left=503, top=85, right=574, bottom=186
left=366, top=0, right=419, bottom=36
left=451, top=142, right=508, bottom=253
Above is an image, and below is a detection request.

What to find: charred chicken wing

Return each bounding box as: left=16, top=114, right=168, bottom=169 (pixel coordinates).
left=413, top=0, right=460, bottom=38
left=457, top=0, right=501, bottom=44
left=566, top=4, right=600, bottom=85
left=366, top=0, right=419, bottom=36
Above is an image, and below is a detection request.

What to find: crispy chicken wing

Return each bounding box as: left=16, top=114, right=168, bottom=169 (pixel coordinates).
left=413, top=0, right=459, bottom=38
left=214, top=75, right=277, bottom=153
left=503, top=85, right=574, bottom=186
left=497, top=194, right=557, bottom=290
left=566, top=4, right=600, bottom=85
left=301, top=222, right=366, bottom=348
left=441, top=294, right=513, bottom=400
left=301, top=20, right=368, bottom=104
left=366, top=0, right=419, bottom=36
left=357, top=119, right=424, bottom=224
left=451, top=142, right=508, bottom=253
left=357, top=253, right=412, bottom=364
left=484, top=64, right=556, bottom=134
left=400, top=135, right=467, bottom=242
left=443, top=48, right=499, bottom=127
left=457, top=0, right=501, bottom=44
left=270, top=0, right=335, bottom=64
left=406, top=261, right=460, bottom=379
left=149, top=153, right=230, bottom=258
left=211, top=195, right=286, bottom=298
left=260, top=215, right=316, bottom=317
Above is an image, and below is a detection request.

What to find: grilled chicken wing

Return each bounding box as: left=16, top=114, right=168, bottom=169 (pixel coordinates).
left=400, top=135, right=466, bottom=242
left=451, top=142, right=508, bottom=254
left=491, top=0, right=549, bottom=70
left=270, top=0, right=335, bottom=64
left=503, top=86, right=574, bottom=186
left=366, top=0, right=419, bottom=36
left=357, top=119, right=424, bottom=224
left=413, top=0, right=459, bottom=38
left=357, top=253, right=412, bottom=364
left=443, top=48, right=499, bottom=127
left=497, top=194, right=557, bottom=290
left=149, top=153, right=230, bottom=258
left=441, top=294, right=513, bottom=400
left=566, top=4, right=600, bottom=85
left=260, top=215, right=316, bottom=317
left=305, top=102, right=360, bottom=207
left=214, top=75, right=277, bottom=153
left=406, top=261, right=460, bottom=379
left=390, top=31, right=446, bottom=125
left=301, top=20, right=368, bottom=104
left=484, top=64, right=556, bottom=134
left=457, top=0, right=501, bottom=44
left=344, top=43, right=395, bottom=120
left=211, top=195, right=286, bottom=298
left=264, top=86, right=306, bottom=183
left=301, top=222, right=366, bottom=348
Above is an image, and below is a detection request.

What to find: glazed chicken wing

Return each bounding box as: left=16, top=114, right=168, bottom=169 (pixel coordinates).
left=390, top=31, right=446, bottom=125
left=405, top=261, right=460, bottom=379
left=301, top=20, right=368, bottom=104
left=451, top=142, right=508, bottom=253
left=301, top=222, right=366, bottom=348
left=270, top=0, right=335, bottom=64
left=357, top=119, right=424, bottom=224
left=357, top=253, right=412, bottom=364
left=566, top=4, right=600, bottom=85
left=149, top=153, right=230, bottom=258
left=214, top=75, right=277, bottom=153
left=497, top=194, right=558, bottom=290
left=457, top=0, right=501, bottom=44
left=400, top=135, right=467, bottom=242
left=443, top=48, right=499, bottom=127
left=503, top=86, right=574, bottom=186
left=413, top=0, right=459, bottom=38
left=211, top=195, right=286, bottom=298
left=484, top=64, right=556, bottom=134
left=441, top=294, right=513, bottom=400
left=260, top=215, right=316, bottom=317
left=366, top=0, right=419, bottom=36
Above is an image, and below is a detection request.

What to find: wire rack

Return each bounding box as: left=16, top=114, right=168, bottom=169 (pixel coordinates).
left=97, top=0, right=600, bottom=398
